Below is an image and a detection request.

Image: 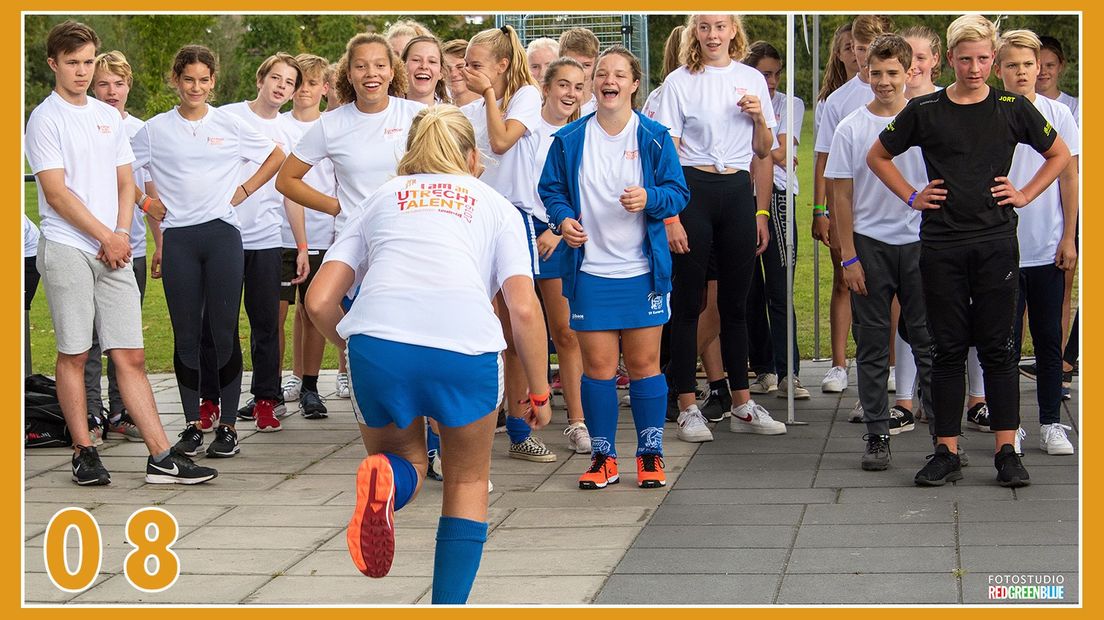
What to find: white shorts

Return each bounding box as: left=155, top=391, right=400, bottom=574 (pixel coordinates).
left=37, top=238, right=143, bottom=355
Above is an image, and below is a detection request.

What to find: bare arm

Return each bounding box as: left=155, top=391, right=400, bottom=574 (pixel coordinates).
left=275, top=154, right=341, bottom=216
left=304, top=261, right=353, bottom=348
left=37, top=168, right=130, bottom=268
left=812, top=152, right=831, bottom=245
left=832, top=177, right=867, bottom=296
left=1055, top=154, right=1079, bottom=271
left=751, top=154, right=772, bottom=256
left=285, top=197, right=311, bottom=284
left=500, top=274, right=552, bottom=428
left=233, top=146, right=286, bottom=207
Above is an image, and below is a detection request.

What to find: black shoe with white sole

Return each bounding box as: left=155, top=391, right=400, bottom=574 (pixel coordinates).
left=995, top=444, right=1031, bottom=488
left=145, top=450, right=219, bottom=484
left=71, top=446, right=111, bottom=486
left=174, top=424, right=204, bottom=457
left=206, top=425, right=240, bottom=458
left=887, top=406, right=915, bottom=435
left=300, top=390, right=329, bottom=419
left=914, top=444, right=963, bottom=486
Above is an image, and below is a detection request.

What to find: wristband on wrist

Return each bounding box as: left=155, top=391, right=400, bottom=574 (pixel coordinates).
left=907, top=191, right=918, bottom=207
left=812, top=205, right=826, bottom=212
left=755, top=210, right=770, bottom=218
left=528, top=392, right=550, bottom=408
left=241, top=184, right=251, bottom=197
left=840, top=256, right=860, bottom=268
left=139, top=195, right=153, bottom=213
left=297, top=243, right=308, bottom=251
left=114, top=227, right=130, bottom=236
left=663, top=216, right=680, bottom=225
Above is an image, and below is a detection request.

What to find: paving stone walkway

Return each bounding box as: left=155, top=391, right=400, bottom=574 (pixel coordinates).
left=23, top=360, right=1079, bottom=605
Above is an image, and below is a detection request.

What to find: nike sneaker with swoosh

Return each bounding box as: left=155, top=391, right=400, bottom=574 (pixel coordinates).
left=729, top=400, right=787, bottom=435
left=72, top=446, right=111, bottom=486
left=145, top=450, right=219, bottom=484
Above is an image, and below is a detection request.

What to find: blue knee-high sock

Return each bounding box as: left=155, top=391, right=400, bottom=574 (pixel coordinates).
left=505, top=415, right=531, bottom=444
left=630, top=374, right=667, bottom=456
left=382, top=452, right=417, bottom=511
left=426, top=422, right=441, bottom=457
left=581, top=374, right=619, bottom=458
left=432, top=516, right=488, bottom=604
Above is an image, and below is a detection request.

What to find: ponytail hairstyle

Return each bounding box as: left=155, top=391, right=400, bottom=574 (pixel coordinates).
left=743, top=40, right=782, bottom=70
left=468, top=24, right=538, bottom=113
left=899, top=25, right=943, bottom=80
left=403, top=35, right=451, bottom=104
left=818, top=23, right=852, bottom=102
left=398, top=104, right=479, bottom=176
left=541, top=56, right=586, bottom=123
left=595, top=45, right=643, bottom=109
left=335, top=32, right=407, bottom=105
left=682, top=14, right=749, bottom=74
left=661, top=25, right=685, bottom=79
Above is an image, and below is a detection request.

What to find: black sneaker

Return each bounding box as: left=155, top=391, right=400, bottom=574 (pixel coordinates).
left=861, top=434, right=891, bottom=471
left=300, top=390, right=329, bottom=419
left=914, top=444, right=963, bottom=486
left=71, top=446, right=111, bottom=486
left=1018, top=362, right=1038, bottom=381
left=966, top=403, right=991, bottom=432
left=931, top=434, right=969, bottom=467
left=887, top=406, right=916, bottom=435
left=206, top=425, right=240, bottom=458
left=174, top=423, right=204, bottom=457
left=994, top=444, right=1031, bottom=488
left=237, top=398, right=255, bottom=421
left=700, top=389, right=731, bottom=423
left=145, top=450, right=219, bottom=484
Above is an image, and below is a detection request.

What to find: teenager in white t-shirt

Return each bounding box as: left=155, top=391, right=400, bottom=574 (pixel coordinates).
left=522, top=58, right=591, bottom=454
left=275, top=54, right=336, bottom=420
left=526, top=37, right=559, bottom=82
left=217, top=53, right=299, bottom=433
left=997, top=30, right=1080, bottom=456
left=558, top=28, right=600, bottom=116
left=443, top=39, right=480, bottom=107
left=131, top=45, right=284, bottom=460
left=742, top=40, right=810, bottom=402
left=459, top=25, right=553, bottom=461
left=641, top=25, right=686, bottom=121
left=402, top=35, right=450, bottom=106
left=26, top=22, right=216, bottom=486
left=827, top=35, right=933, bottom=471
left=652, top=14, right=783, bottom=440
left=82, top=50, right=160, bottom=440
left=540, top=47, right=689, bottom=491
left=276, top=33, right=424, bottom=401
left=307, top=105, right=550, bottom=603
left=812, top=16, right=891, bottom=395
left=23, top=213, right=40, bottom=376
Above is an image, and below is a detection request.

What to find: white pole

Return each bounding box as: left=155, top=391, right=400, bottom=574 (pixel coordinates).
left=785, top=13, right=804, bottom=425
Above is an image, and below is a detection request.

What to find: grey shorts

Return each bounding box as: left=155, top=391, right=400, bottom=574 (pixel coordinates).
left=36, top=238, right=143, bottom=355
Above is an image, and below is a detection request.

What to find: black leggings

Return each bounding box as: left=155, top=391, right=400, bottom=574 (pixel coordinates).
left=25, top=256, right=40, bottom=375
left=162, top=219, right=245, bottom=425
left=668, top=168, right=758, bottom=394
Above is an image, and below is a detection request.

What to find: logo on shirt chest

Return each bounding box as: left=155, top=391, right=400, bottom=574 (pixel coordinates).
left=624, top=149, right=639, bottom=160
left=97, top=125, right=112, bottom=134
left=207, top=137, right=225, bottom=145
left=384, top=127, right=404, bottom=141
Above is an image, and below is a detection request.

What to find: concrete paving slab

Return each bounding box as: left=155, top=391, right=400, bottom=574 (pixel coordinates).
left=959, top=545, right=1079, bottom=573
left=786, top=546, right=957, bottom=573
left=614, top=547, right=788, bottom=575
left=595, top=574, right=779, bottom=605
left=777, top=573, right=959, bottom=604
left=244, top=575, right=430, bottom=605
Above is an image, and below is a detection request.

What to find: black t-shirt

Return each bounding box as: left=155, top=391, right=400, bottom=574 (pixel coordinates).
left=879, top=86, right=1058, bottom=247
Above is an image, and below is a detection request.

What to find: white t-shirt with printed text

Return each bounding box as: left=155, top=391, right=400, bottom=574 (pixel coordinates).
left=24, top=92, right=136, bottom=255
left=324, top=173, right=532, bottom=355
left=824, top=106, right=925, bottom=246
left=131, top=104, right=277, bottom=231
left=293, top=97, right=425, bottom=234
left=578, top=114, right=648, bottom=278
left=652, top=61, right=777, bottom=172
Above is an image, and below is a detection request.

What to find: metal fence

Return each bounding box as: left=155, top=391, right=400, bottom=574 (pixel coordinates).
left=494, top=14, right=650, bottom=99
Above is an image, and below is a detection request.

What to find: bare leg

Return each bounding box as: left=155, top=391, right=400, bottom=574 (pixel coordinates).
left=57, top=351, right=92, bottom=451
left=538, top=279, right=583, bottom=424
left=107, top=347, right=170, bottom=455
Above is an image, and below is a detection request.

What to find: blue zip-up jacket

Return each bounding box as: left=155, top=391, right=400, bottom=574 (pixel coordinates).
left=538, top=111, right=689, bottom=301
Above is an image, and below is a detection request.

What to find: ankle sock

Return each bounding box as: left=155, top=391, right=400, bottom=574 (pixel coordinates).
left=302, top=374, right=318, bottom=393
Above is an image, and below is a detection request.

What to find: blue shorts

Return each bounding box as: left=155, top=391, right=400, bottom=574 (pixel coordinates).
left=532, top=218, right=567, bottom=280
left=347, top=334, right=503, bottom=429
left=516, top=208, right=540, bottom=277
left=568, top=272, right=670, bottom=332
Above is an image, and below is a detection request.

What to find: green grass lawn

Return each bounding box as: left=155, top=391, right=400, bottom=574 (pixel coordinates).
left=25, top=114, right=1057, bottom=374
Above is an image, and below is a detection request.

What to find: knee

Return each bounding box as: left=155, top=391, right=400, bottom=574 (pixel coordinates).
left=111, top=348, right=147, bottom=371
left=57, top=351, right=89, bottom=368
left=550, top=324, right=578, bottom=353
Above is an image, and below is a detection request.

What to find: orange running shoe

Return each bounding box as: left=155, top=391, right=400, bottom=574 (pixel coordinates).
left=578, top=453, right=619, bottom=490
left=636, top=454, right=666, bottom=488
left=347, top=454, right=396, bottom=578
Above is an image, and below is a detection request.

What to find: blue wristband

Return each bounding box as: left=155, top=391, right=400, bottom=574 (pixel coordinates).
left=841, top=256, right=860, bottom=268
left=907, top=191, right=918, bottom=207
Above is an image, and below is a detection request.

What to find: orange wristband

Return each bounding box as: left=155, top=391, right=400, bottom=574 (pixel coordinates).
left=528, top=392, right=550, bottom=408
left=139, top=196, right=153, bottom=213
left=663, top=216, right=680, bottom=225
left=297, top=243, right=308, bottom=251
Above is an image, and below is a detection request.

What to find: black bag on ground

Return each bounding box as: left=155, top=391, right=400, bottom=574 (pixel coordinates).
left=25, top=374, right=69, bottom=448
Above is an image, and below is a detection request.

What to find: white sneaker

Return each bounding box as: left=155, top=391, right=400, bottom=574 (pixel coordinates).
left=848, top=400, right=864, bottom=423
left=1040, top=423, right=1074, bottom=455
left=336, top=372, right=351, bottom=399
left=281, top=375, right=302, bottom=402
left=887, top=366, right=896, bottom=392
left=1014, top=427, right=1027, bottom=456
left=821, top=366, right=849, bottom=392
left=677, top=405, right=714, bottom=442
left=564, top=422, right=592, bottom=454
left=729, top=400, right=787, bottom=435
left=749, top=372, right=778, bottom=394
left=620, top=394, right=632, bottom=407
left=777, top=376, right=811, bottom=400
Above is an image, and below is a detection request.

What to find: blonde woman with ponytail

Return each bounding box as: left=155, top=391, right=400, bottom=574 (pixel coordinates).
left=460, top=24, right=553, bottom=462
left=308, top=105, right=550, bottom=604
